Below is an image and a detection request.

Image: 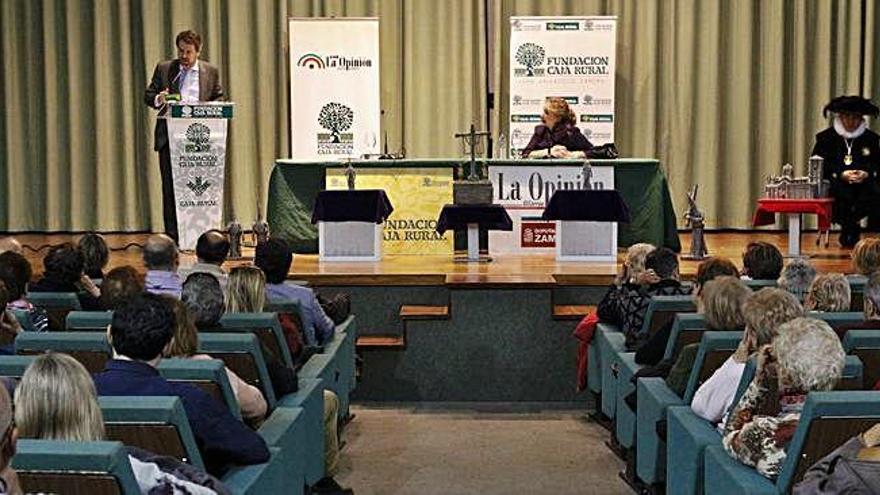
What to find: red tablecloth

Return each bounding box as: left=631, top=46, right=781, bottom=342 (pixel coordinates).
left=752, top=198, right=834, bottom=230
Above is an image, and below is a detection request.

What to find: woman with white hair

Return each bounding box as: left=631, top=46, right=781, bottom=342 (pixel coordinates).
left=777, top=258, right=817, bottom=301
left=805, top=273, right=852, bottom=312
left=723, top=317, right=846, bottom=479
left=691, top=288, right=804, bottom=425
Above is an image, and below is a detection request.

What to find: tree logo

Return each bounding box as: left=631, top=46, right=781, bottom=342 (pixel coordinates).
left=184, top=123, right=211, bottom=152
left=317, top=102, right=355, bottom=154
left=514, top=43, right=545, bottom=77
left=187, top=176, right=211, bottom=196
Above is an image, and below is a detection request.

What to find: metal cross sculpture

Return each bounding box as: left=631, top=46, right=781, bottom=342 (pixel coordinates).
left=454, top=124, right=491, bottom=181
left=682, top=184, right=708, bottom=260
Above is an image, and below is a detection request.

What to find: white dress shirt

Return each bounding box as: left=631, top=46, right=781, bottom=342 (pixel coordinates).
left=690, top=356, right=746, bottom=427
left=178, top=61, right=200, bottom=103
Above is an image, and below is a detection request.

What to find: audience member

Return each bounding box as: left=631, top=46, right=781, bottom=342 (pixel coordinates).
left=182, top=272, right=299, bottom=398
left=16, top=352, right=229, bottom=494
left=723, top=318, right=845, bottom=479
left=143, top=234, right=182, bottom=297
left=164, top=296, right=267, bottom=422
left=0, top=374, right=19, bottom=495
left=0, top=238, right=22, bottom=256
left=99, top=266, right=144, bottom=311
left=29, top=243, right=101, bottom=310
left=691, top=288, right=804, bottom=426
left=179, top=230, right=229, bottom=288
left=0, top=252, right=47, bottom=332
left=0, top=282, right=20, bottom=353
left=852, top=238, right=880, bottom=275
left=254, top=238, right=336, bottom=347
left=804, top=272, right=851, bottom=312
left=93, top=293, right=270, bottom=475
left=777, top=257, right=817, bottom=300
left=635, top=257, right=739, bottom=366
left=793, top=423, right=880, bottom=493
left=600, top=247, right=692, bottom=350
left=836, top=271, right=880, bottom=337
left=741, top=241, right=783, bottom=281
left=78, top=233, right=109, bottom=281
left=596, top=243, right=656, bottom=327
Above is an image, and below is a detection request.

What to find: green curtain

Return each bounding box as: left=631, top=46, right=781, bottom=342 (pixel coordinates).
left=0, top=0, right=874, bottom=231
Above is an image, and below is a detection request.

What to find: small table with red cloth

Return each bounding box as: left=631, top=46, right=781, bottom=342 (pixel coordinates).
left=752, top=198, right=834, bottom=256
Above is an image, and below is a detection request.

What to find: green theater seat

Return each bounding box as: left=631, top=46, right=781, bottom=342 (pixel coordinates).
left=12, top=439, right=140, bottom=494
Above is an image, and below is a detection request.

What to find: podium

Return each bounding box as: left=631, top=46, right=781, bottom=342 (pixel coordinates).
left=312, top=190, right=393, bottom=261
left=436, top=204, right=513, bottom=261
left=541, top=190, right=630, bottom=262
left=166, top=102, right=234, bottom=250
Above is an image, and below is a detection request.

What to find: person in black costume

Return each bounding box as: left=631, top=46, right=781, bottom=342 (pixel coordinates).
left=812, top=95, right=880, bottom=247
left=521, top=97, right=593, bottom=158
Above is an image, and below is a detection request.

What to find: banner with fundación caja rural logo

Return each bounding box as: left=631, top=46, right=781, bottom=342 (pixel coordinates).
left=508, top=17, right=617, bottom=156
left=288, top=18, right=380, bottom=159
left=167, top=102, right=232, bottom=250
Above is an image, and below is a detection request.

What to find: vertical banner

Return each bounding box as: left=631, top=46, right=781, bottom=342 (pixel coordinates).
left=167, top=103, right=232, bottom=250
left=488, top=165, right=614, bottom=254
left=326, top=168, right=454, bottom=255
left=509, top=16, right=617, bottom=156
left=289, top=18, right=380, bottom=159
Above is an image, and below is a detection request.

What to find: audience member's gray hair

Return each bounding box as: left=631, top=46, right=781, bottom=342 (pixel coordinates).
left=742, top=288, right=804, bottom=346
left=777, top=258, right=817, bottom=300
left=143, top=234, right=179, bottom=271
left=699, top=276, right=750, bottom=330
left=864, top=271, right=880, bottom=319
left=805, top=273, right=851, bottom=313
left=181, top=272, right=224, bottom=327
left=774, top=317, right=845, bottom=392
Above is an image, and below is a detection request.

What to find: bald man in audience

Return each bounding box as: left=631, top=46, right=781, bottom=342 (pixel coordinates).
left=0, top=384, right=21, bottom=494
left=143, top=234, right=182, bottom=298
left=178, top=230, right=230, bottom=289
left=0, top=239, right=21, bottom=256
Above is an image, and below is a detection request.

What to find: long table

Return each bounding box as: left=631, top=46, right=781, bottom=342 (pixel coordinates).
left=266, top=158, right=680, bottom=253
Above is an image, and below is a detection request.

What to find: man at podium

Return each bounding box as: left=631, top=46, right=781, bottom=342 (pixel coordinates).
left=144, top=29, right=225, bottom=242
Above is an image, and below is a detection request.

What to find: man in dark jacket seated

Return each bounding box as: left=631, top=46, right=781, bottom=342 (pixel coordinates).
left=29, top=243, right=102, bottom=311
left=93, top=293, right=270, bottom=476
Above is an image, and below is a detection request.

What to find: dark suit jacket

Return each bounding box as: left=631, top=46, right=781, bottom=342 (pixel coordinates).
left=93, top=359, right=269, bottom=476
left=144, top=59, right=225, bottom=151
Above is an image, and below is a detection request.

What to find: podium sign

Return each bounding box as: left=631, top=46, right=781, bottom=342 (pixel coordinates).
left=167, top=102, right=233, bottom=250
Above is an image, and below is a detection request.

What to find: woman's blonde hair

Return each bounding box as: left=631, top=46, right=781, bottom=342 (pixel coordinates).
left=805, top=273, right=851, bottom=312
left=15, top=352, right=105, bottom=441
left=164, top=295, right=199, bottom=357
left=742, top=288, right=804, bottom=346
left=852, top=238, right=880, bottom=275
left=699, top=276, right=750, bottom=330
left=544, top=97, right=576, bottom=126
left=226, top=265, right=266, bottom=313
left=619, top=243, right=655, bottom=284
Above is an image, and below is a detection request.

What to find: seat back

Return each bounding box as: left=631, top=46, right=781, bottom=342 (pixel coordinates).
left=744, top=279, right=777, bottom=291
left=639, top=295, right=696, bottom=340
left=264, top=299, right=302, bottom=315
left=157, top=358, right=241, bottom=419
left=682, top=331, right=743, bottom=403
left=12, top=439, right=140, bottom=495
left=15, top=331, right=111, bottom=373
left=27, top=292, right=82, bottom=331
left=98, top=395, right=205, bottom=470
left=776, top=391, right=880, bottom=492
left=731, top=356, right=863, bottom=407
left=662, top=313, right=709, bottom=361
left=843, top=330, right=880, bottom=390
left=0, top=354, right=37, bottom=378
left=218, top=313, right=294, bottom=369
left=198, top=332, right=277, bottom=408
left=66, top=310, right=113, bottom=331
left=812, top=311, right=866, bottom=333
left=847, top=274, right=866, bottom=312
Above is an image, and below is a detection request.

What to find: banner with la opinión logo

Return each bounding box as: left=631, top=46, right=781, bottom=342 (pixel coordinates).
left=288, top=18, right=380, bottom=159
left=167, top=103, right=232, bottom=250
left=508, top=16, right=617, bottom=156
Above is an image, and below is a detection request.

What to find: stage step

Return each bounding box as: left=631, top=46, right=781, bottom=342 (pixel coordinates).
left=356, top=335, right=405, bottom=349
left=400, top=305, right=450, bottom=320
left=552, top=305, right=596, bottom=320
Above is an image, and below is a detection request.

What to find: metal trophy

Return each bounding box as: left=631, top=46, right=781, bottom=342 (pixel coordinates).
left=345, top=160, right=357, bottom=191
left=226, top=217, right=243, bottom=259
left=453, top=124, right=493, bottom=204
left=682, top=185, right=708, bottom=260
left=252, top=206, right=270, bottom=246
left=582, top=160, right=593, bottom=190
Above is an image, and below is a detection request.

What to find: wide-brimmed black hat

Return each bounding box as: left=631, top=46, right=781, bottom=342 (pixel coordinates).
left=823, top=95, right=880, bottom=118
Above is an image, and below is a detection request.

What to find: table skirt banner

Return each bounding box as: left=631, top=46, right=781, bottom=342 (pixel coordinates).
left=267, top=159, right=680, bottom=254
left=752, top=198, right=834, bottom=231
left=509, top=16, right=617, bottom=156
left=487, top=165, right=613, bottom=254
left=326, top=167, right=453, bottom=254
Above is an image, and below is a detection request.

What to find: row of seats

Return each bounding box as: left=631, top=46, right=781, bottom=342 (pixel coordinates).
left=5, top=296, right=357, bottom=495
left=586, top=279, right=880, bottom=494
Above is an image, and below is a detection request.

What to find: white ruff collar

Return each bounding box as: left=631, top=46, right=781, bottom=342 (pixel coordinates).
left=834, top=116, right=867, bottom=139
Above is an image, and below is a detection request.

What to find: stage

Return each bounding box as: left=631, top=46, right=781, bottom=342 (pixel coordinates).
left=7, top=230, right=861, bottom=402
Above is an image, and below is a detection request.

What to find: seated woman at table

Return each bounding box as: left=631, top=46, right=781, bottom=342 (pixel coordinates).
left=812, top=95, right=880, bottom=247
left=520, top=97, right=593, bottom=159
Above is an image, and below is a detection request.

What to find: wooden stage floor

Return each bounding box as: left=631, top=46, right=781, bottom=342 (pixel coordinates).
left=8, top=231, right=862, bottom=287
